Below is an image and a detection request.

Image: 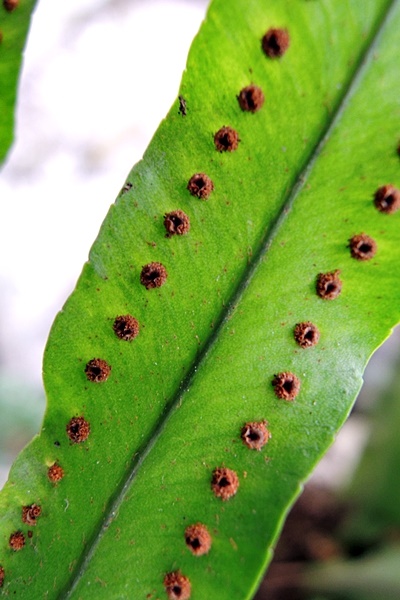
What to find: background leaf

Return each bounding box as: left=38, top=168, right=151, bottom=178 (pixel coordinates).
left=0, top=0, right=37, bottom=165
left=343, top=351, right=400, bottom=544
left=304, top=545, right=400, bottom=600
left=1, top=0, right=400, bottom=598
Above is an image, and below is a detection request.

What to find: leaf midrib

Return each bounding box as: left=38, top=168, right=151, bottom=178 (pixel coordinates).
left=60, top=1, right=398, bottom=596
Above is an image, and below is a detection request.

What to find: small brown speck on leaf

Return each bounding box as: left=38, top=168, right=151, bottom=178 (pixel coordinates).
left=48, top=463, right=64, bottom=483
left=374, top=184, right=400, bottom=214
left=187, top=173, right=214, bottom=199
left=85, top=358, right=111, bottom=382
left=9, top=531, right=25, bottom=551
left=0, top=565, right=4, bottom=587
left=66, top=416, right=90, bottom=443
left=22, top=504, right=42, bottom=526
left=241, top=420, right=271, bottom=450
left=262, top=27, right=290, bottom=58
left=164, top=570, right=191, bottom=600
left=294, top=321, right=320, bottom=348
left=214, top=126, right=240, bottom=152
left=348, top=233, right=377, bottom=261
left=3, top=0, right=18, bottom=12
left=272, top=372, right=301, bottom=401
left=316, top=270, right=342, bottom=300
left=238, top=85, right=265, bottom=112
left=211, top=467, right=239, bottom=500
left=113, top=315, right=140, bottom=341
left=185, top=523, right=212, bottom=556
left=121, top=182, right=132, bottom=194
left=164, top=210, right=190, bottom=236
left=140, top=262, right=168, bottom=289
left=178, top=95, right=187, bottom=116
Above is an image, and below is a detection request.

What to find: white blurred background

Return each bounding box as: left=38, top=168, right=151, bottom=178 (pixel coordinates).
left=0, top=0, right=399, bottom=490
left=0, top=0, right=208, bottom=485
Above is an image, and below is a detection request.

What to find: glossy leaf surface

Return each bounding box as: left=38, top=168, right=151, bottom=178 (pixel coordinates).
left=1, top=0, right=400, bottom=598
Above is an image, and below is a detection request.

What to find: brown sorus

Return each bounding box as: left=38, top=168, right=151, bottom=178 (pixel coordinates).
left=48, top=463, right=64, bottom=483
left=237, top=85, right=265, bottom=113
left=262, top=27, right=290, bottom=58
left=85, top=357, right=111, bottom=382
left=113, top=314, right=140, bottom=341
left=374, top=184, right=400, bottom=214
left=164, top=210, right=190, bottom=236
left=22, top=503, right=42, bottom=526
left=9, top=531, right=25, bottom=551
left=211, top=467, right=239, bottom=501
left=163, top=570, right=191, bottom=600
left=3, top=0, right=18, bottom=12
left=187, top=173, right=214, bottom=199
left=348, top=233, right=377, bottom=261
left=185, top=523, right=212, bottom=556
left=214, top=126, right=240, bottom=152
left=66, top=416, right=90, bottom=443
left=272, top=372, right=301, bottom=401
left=140, top=262, right=168, bottom=289
left=0, top=565, right=4, bottom=587
left=316, top=270, right=342, bottom=300
left=241, top=420, right=271, bottom=450
left=294, top=321, right=320, bottom=348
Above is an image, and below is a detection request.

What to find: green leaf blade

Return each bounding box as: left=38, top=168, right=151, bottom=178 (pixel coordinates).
left=1, top=0, right=400, bottom=598
left=0, top=0, right=37, bottom=165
